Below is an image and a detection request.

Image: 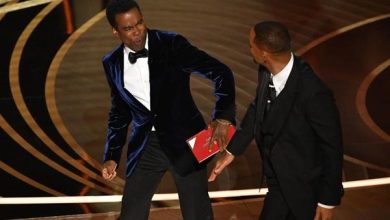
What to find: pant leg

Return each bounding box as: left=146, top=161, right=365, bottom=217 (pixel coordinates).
left=119, top=133, right=170, bottom=220
left=172, top=165, right=213, bottom=220
left=259, top=177, right=295, bottom=220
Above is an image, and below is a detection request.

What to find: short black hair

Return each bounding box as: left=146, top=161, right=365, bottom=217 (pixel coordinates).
left=253, top=21, right=291, bottom=53
left=106, top=0, right=141, bottom=28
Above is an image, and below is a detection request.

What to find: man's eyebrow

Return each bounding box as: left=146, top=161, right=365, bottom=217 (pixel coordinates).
left=136, top=18, right=143, bottom=24
left=122, top=25, right=134, bottom=29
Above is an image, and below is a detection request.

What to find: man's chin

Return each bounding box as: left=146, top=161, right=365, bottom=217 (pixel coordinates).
left=126, top=44, right=144, bottom=52
left=133, top=43, right=146, bottom=51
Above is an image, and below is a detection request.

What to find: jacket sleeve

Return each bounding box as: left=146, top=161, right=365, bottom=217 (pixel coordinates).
left=306, top=88, right=344, bottom=206
left=226, top=96, right=257, bottom=156
left=171, top=34, right=236, bottom=123
left=102, top=60, right=132, bottom=165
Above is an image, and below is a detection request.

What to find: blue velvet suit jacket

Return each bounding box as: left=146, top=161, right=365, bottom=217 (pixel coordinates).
left=102, top=29, right=235, bottom=177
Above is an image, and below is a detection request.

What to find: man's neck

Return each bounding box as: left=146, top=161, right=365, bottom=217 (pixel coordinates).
left=266, top=52, right=292, bottom=76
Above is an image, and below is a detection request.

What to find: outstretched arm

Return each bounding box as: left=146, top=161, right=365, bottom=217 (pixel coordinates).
left=208, top=97, right=258, bottom=181
left=171, top=34, right=236, bottom=123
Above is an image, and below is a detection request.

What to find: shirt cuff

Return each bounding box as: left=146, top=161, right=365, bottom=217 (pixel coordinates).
left=318, top=203, right=335, bottom=209
left=225, top=149, right=234, bottom=156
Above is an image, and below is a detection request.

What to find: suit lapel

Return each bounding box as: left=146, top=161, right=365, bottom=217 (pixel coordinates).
left=147, top=30, right=165, bottom=113
left=262, top=57, right=300, bottom=143
left=110, top=45, right=150, bottom=112
left=255, top=66, right=270, bottom=130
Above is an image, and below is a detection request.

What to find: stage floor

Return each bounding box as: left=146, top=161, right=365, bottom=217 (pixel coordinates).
left=20, top=184, right=390, bottom=220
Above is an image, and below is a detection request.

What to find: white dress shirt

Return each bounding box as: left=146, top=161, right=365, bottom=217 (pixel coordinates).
left=123, top=35, right=150, bottom=110
left=123, top=35, right=155, bottom=130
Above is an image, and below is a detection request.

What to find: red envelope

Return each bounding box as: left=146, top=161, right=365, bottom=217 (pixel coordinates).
left=187, top=125, right=236, bottom=163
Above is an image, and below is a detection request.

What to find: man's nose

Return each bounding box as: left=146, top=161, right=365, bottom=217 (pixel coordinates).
left=133, top=26, right=140, bottom=35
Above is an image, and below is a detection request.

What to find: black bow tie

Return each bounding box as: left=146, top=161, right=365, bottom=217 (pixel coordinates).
left=128, top=48, right=148, bottom=64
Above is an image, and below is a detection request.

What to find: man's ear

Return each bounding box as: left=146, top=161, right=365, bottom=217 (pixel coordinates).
left=262, top=50, right=270, bottom=64
left=112, top=27, right=118, bottom=37
left=262, top=50, right=267, bottom=59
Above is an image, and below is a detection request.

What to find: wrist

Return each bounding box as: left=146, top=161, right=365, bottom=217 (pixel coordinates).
left=216, top=119, right=231, bottom=126
left=225, top=149, right=234, bottom=156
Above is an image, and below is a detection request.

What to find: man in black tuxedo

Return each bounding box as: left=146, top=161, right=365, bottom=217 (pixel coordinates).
left=209, top=21, right=343, bottom=220
left=100, top=1, right=235, bottom=219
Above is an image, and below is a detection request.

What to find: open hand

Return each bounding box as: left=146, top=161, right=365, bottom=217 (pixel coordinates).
left=208, top=152, right=235, bottom=182
left=314, top=206, right=334, bottom=220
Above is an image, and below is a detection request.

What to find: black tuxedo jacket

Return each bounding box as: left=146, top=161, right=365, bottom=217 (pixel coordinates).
left=102, top=29, right=235, bottom=177
left=227, top=56, right=343, bottom=220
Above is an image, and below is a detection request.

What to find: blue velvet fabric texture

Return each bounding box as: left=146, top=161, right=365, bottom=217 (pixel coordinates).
left=102, top=29, right=236, bottom=177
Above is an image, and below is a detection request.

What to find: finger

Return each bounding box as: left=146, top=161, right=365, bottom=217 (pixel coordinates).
left=209, top=167, right=221, bottom=182
left=108, top=171, right=117, bottom=181
left=208, top=166, right=218, bottom=181
left=208, top=172, right=217, bottom=182
left=219, top=137, right=228, bottom=152
left=102, top=168, right=108, bottom=178
left=209, top=160, right=224, bottom=180
left=112, top=163, right=117, bottom=171
left=209, top=139, right=218, bottom=152
left=313, top=211, right=321, bottom=220
left=208, top=136, right=213, bottom=146
left=207, top=138, right=215, bottom=151
left=208, top=135, right=216, bottom=148
left=103, top=172, right=112, bottom=180
left=213, top=161, right=227, bottom=175
left=104, top=168, right=112, bottom=175
left=211, top=130, right=221, bottom=147
left=105, top=171, right=116, bottom=181
left=221, top=136, right=228, bottom=148
left=217, top=137, right=223, bottom=150
left=103, top=167, right=116, bottom=179
left=323, top=210, right=332, bottom=220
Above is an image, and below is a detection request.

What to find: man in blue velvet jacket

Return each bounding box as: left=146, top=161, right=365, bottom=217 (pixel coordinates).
left=101, top=1, right=235, bottom=219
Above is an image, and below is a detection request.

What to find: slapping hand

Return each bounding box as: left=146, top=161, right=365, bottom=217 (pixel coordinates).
left=208, top=152, right=235, bottom=182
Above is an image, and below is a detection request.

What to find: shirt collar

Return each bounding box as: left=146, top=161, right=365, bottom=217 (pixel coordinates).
left=271, top=53, right=294, bottom=93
